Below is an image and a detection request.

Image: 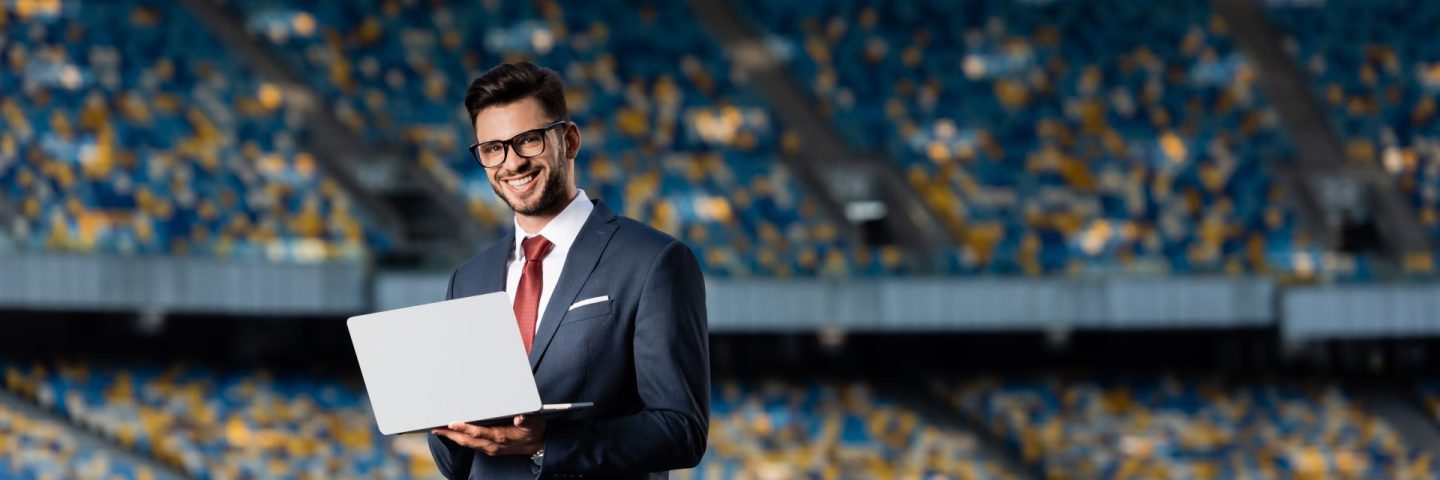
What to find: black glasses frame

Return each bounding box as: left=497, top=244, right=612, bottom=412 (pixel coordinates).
left=468, top=119, right=569, bottom=168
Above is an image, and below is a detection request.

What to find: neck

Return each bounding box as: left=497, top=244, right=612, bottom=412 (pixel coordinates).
left=515, top=213, right=556, bottom=236
left=515, top=189, right=580, bottom=235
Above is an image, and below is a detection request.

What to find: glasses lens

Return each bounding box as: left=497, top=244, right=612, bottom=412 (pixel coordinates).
left=514, top=132, right=546, bottom=158
left=476, top=142, right=506, bottom=166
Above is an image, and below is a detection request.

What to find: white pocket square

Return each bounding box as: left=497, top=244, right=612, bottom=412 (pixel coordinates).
left=568, top=296, right=609, bottom=311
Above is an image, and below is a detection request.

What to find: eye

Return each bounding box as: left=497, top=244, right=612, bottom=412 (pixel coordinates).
left=481, top=143, right=503, bottom=154
left=516, top=133, right=542, bottom=145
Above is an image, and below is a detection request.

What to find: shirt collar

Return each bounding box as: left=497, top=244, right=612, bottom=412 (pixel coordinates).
left=513, top=189, right=593, bottom=261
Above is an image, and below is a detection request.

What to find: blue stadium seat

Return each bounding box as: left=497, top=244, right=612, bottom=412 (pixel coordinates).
left=1266, top=1, right=1440, bottom=276
left=951, top=374, right=1439, bottom=478
left=5, top=360, right=431, bottom=479
left=0, top=1, right=388, bottom=262
left=737, top=0, right=1307, bottom=276
left=221, top=0, right=869, bottom=277
left=694, top=379, right=1012, bottom=479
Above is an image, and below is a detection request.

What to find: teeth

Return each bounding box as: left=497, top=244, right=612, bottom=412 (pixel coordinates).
left=508, top=174, right=535, bottom=188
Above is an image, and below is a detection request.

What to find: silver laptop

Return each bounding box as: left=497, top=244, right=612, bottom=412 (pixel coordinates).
left=348, top=292, right=591, bottom=435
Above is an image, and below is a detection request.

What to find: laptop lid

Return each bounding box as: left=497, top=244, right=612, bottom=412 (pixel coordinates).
left=348, top=292, right=542, bottom=435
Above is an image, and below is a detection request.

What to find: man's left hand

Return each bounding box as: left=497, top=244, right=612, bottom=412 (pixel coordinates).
left=431, top=415, right=546, bottom=456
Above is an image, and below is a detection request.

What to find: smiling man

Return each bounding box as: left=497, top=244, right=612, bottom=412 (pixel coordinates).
left=426, top=62, right=710, bottom=479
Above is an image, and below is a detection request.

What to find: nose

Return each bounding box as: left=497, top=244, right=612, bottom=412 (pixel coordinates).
left=499, top=148, right=534, bottom=173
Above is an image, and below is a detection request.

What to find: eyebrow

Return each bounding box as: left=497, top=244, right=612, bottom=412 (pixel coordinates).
left=477, top=123, right=549, bottom=144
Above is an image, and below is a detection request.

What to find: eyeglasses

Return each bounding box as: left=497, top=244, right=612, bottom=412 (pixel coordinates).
left=469, top=120, right=569, bottom=168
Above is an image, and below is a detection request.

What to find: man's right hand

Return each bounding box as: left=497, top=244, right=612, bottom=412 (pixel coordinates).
left=431, top=415, right=546, bottom=457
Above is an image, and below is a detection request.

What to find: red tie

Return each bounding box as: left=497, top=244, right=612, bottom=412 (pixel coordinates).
left=514, top=235, right=554, bottom=354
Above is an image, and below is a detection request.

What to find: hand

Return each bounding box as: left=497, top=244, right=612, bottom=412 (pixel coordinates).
left=431, top=415, right=546, bottom=456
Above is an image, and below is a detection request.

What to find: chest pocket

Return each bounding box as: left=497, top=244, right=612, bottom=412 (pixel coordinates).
left=548, top=298, right=611, bottom=361
left=538, top=298, right=612, bottom=399
left=562, top=297, right=611, bottom=324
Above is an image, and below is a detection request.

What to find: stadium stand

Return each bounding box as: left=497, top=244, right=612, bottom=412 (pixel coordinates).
left=950, top=374, right=1437, bottom=479
left=0, top=399, right=160, bottom=480
left=3, top=360, right=430, bottom=480
left=6, top=0, right=1440, bottom=479
left=4, top=360, right=1017, bottom=480
left=0, top=1, right=385, bottom=263
left=1265, top=1, right=1440, bottom=274
left=224, top=0, right=890, bottom=277
left=693, top=379, right=1014, bottom=479
left=736, top=0, right=1312, bottom=276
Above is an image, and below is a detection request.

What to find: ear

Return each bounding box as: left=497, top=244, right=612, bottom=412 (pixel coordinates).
left=563, top=121, right=581, bottom=160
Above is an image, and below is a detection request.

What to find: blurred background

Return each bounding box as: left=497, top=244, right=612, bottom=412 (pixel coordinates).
left=2, top=0, right=1440, bottom=478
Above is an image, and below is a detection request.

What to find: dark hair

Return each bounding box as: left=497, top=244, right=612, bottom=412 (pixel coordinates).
left=464, top=62, right=568, bottom=126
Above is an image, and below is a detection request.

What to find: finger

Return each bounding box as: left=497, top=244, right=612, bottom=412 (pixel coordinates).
left=434, top=429, right=473, bottom=447
left=514, top=414, right=543, bottom=431
left=454, top=422, right=507, bottom=443
left=437, top=429, right=497, bottom=451
left=447, top=421, right=486, bottom=438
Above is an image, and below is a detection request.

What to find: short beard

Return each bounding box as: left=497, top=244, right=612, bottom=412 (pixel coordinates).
left=492, top=161, right=571, bottom=218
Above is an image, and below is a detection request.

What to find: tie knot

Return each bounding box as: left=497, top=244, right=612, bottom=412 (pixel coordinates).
left=521, top=235, right=554, bottom=261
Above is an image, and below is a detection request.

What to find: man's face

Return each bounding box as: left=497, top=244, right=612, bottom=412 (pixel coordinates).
left=474, top=97, right=578, bottom=218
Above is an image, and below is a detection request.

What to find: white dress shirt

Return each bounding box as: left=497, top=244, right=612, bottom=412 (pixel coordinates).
left=506, top=189, right=594, bottom=332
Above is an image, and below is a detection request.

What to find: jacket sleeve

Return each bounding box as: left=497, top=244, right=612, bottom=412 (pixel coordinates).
left=540, top=240, right=711, bottom=473
left=428, top=268, right=476, bottom=479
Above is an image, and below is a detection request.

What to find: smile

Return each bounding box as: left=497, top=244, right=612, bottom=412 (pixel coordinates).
left=506, top=172, right=539, bottom=191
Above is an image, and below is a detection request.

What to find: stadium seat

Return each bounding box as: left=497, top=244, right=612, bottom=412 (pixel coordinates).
left=1265, top=1, right=1440, bottom=276
left=683, top=379, right=1013, bottom=479
left=951, top=374, right=1438, bottom=479
left=0, top=398, right=156, bottom=480
left=5, top=360, right=430, bottom=480
left=221, top=0, right=871, bottom=277
left=736, top=0, right=1307, bottom=276
left=0, top=1, right=388, bottom=262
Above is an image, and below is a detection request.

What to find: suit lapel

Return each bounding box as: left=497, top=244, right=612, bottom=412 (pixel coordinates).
left=528, top=201, right=618, bottom=370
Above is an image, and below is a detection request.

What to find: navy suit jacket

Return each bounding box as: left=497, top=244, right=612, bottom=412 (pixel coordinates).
left=428, top=200, right=710, bottom=479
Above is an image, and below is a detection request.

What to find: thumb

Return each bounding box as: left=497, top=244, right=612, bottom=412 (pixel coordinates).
left=514, top=414, right=543, bottom=431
